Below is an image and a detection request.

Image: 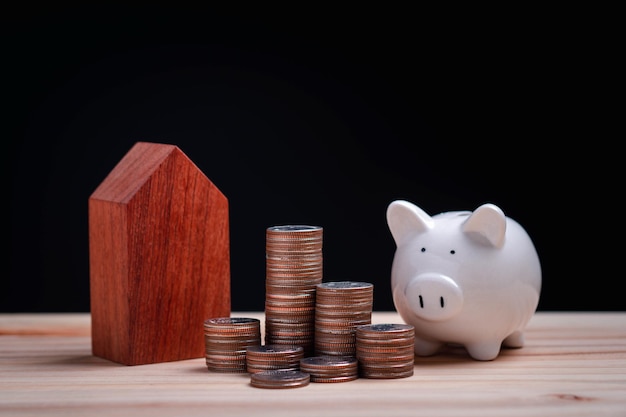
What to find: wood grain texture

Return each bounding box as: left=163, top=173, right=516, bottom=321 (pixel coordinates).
left=88, top=142, right=230, bottom=366
left=0, top=312, right=624, bottom=417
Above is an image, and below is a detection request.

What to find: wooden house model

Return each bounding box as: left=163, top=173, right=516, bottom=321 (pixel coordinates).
left=88, top=141, right=230, bottom=365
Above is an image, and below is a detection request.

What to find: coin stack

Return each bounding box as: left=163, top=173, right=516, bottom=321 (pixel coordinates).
left=299, top=355, right=359, bottom=383
left=204, top=317, right=261, bottom=373
left=264, top=225, right=323, bottom=356
left=356, top=323, right=415, bottom=379
left=250, top=370, right=311, bottom=389
left=314, top=281, right=374, bottom=357
left=246, top=345, right=304, bottom=374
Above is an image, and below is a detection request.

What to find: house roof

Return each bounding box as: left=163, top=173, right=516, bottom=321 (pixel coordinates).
left=89, top=141, right=221, bottom=204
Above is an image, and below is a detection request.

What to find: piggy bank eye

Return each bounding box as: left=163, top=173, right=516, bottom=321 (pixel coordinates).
left=421, top=247, right=426, bottom=253
left=450, top=250, right=456, bottom=254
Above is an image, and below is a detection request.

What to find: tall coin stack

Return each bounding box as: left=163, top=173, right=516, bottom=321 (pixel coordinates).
left=314, top=281, right=374, bottom=357
left=264, top=225, right=323, bottom=356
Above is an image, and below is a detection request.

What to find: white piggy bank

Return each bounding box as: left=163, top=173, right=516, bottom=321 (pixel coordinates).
left=386, top=200, right=541, bottom=361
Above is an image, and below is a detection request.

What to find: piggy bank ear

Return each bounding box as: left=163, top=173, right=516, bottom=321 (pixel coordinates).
left=386, top=200, right=434, bottom=246
left=462, top=203, right=506, bottom=248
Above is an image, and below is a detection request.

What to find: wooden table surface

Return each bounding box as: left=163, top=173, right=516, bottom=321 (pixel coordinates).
left=1, top=311, right=625, bottom=417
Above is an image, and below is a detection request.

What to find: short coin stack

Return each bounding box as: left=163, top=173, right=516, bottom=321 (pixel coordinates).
left=314, top=281, right=374, bottom=357
left=204, top=317, right=261, bottom=373
left=246, top=345, right=304, bottom=374
left=264, top=225, right=323, bottom=356
left=356, top=323, right=415, bottom=379
left=250, top=370, right=311, bottom=389
left=299, top=355, right=359, bottom=383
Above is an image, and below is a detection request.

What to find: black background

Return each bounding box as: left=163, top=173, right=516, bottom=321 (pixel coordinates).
left=5, top=5, right=623, bottom=312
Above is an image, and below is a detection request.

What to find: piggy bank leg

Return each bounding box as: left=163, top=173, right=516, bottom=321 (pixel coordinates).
left=503, top=330, right=524, bottom=348
left=465, top=341, right=502, bottom=361
left=414, top=337, right=444, bottom=357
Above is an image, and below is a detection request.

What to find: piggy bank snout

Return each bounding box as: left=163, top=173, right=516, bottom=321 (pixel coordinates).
left=405, top=273, right=464, bottom=322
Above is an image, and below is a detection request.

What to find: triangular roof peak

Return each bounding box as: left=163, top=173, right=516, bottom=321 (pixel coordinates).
left=90, top=141, right=205, bottom=204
